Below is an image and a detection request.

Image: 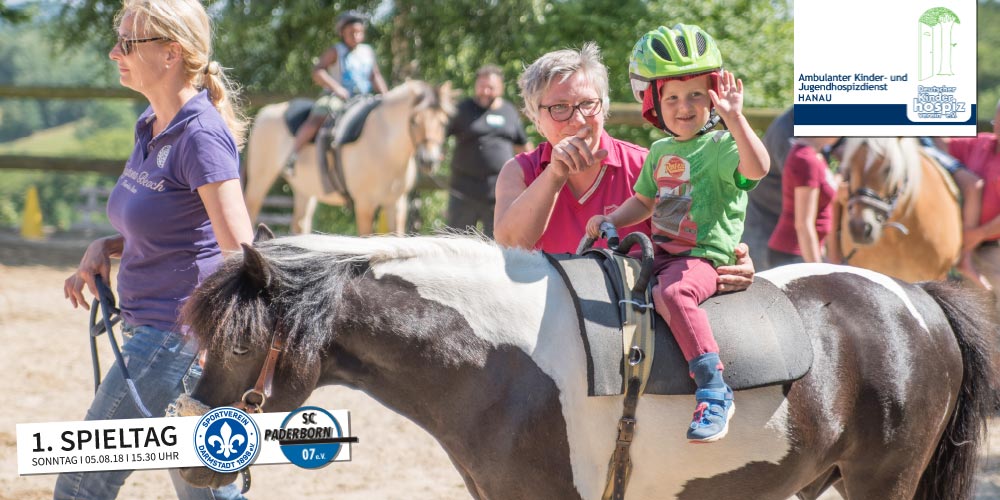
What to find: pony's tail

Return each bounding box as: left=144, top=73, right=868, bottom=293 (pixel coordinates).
left=914, top=281, right=1000, bottom=500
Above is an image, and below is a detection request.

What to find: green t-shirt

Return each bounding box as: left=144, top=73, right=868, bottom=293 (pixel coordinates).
left=633, top=130, right=757, bottom=266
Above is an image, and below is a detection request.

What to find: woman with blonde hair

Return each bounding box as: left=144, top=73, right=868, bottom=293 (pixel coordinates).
left=58, top=0, right=252, bottom=498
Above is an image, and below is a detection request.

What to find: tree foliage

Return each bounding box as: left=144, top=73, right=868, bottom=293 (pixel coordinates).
left=49, top=0, right=794, bottom=112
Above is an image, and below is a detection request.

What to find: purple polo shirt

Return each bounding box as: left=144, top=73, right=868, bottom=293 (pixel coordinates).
left=107, top=90, right=240, bottom=332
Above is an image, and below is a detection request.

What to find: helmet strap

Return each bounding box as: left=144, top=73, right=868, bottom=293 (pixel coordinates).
left=698, top=110, right=722, bottom=135
left=650, top=80, right=679, bottom=137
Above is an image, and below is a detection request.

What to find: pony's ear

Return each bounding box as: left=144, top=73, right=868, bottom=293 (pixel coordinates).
left=254, top=223, right=275, bottom=243
left=437, top=81, right=457, bottom=115
left=241, top=243, right=273, bottom=290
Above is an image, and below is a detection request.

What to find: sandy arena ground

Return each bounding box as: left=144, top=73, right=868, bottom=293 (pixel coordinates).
left=2, top=231, right=1000, bottom=500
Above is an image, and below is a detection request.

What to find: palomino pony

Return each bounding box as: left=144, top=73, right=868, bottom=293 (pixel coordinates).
left=178, top=234, right=997, bottom=499
left=243, top=80, right=454, bottom=235
left=836, top=137, right=962, bottom=282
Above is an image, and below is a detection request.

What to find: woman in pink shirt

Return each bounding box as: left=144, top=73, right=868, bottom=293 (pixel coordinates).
left=939, top=98, right=1000, bottom=297
left=768, top=137, right=839, bottom=265
left=493, top=42, right=754, bottom=291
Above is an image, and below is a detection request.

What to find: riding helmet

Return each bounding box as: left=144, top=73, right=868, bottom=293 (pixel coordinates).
left=629, top=24, right=723, bottom=133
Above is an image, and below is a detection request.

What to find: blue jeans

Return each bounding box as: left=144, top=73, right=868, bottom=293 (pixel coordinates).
left=53, top=324, right=244, bottom=500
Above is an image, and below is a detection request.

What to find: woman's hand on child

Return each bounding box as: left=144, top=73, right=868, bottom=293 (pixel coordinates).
left=715, top=242, right=755, bottom=293
left=708, top=70, right=744, bottom=121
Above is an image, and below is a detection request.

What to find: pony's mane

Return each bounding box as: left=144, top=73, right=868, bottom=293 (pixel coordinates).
left=841, top=137, right=923, bottom=207
left=278, top=232, right=518, bottom=264
left=383, top=79, right=451, bottom=114
left=183, top=234, right=538, bottom=367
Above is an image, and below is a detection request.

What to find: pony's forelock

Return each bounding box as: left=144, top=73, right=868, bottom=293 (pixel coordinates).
left=843, top=137, right=923, bottom=208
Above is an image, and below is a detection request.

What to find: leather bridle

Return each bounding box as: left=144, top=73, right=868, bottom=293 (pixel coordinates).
left=230, top=322, right=285, bottom=414
left=846, top=186, right=899, bottom=226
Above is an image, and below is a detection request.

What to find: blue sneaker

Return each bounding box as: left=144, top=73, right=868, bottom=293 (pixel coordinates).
left=687, top=387, right=734, bottom=443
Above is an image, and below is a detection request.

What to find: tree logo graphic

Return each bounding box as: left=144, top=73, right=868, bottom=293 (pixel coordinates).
left=918, top=7, right=960, bottom=81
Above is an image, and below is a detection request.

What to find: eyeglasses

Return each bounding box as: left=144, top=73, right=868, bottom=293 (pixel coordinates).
left=539, top=99, right=603, bottom=122
left=117, top=36, right=169, bottom=56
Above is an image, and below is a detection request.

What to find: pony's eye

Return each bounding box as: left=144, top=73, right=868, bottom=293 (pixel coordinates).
left=232, top=345, right=250, bottom=355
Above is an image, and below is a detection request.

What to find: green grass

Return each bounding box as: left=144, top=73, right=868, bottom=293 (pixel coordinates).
left=0, top=119, right=457, bottom=234
left=0, top=119, right=133, bottom=158
left=0, top=119, right=128, bottom=230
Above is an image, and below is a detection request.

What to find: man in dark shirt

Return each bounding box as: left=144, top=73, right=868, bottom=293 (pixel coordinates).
left=447, top=64, right=531, bottom=237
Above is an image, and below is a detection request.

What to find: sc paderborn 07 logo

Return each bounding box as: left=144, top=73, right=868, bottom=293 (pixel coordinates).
left=267, top=406, right=357, bottom=469
left=194, top=407, right=260, bottom=473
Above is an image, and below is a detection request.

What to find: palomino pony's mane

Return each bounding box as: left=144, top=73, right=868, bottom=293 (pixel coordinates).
left=183, top=234, right=538, bottom=366
left=388, top=79, right=455, bottom=115
left=841, top=137, right=923, bottom=208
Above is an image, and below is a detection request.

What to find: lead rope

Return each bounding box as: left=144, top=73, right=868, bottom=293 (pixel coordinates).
left=90, top=275, right=152, bottom=417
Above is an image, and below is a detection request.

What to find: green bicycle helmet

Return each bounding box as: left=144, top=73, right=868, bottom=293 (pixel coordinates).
left=629, top=24, right=724, bottom=135
left=629, top=24, right=723, bottom=102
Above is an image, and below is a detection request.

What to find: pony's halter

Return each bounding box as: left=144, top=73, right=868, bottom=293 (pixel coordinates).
left=233, top=331, right=285, bottom=414
left=846, top=185, right=910, bottom=237
left=847, top=186, right=898, bottom=222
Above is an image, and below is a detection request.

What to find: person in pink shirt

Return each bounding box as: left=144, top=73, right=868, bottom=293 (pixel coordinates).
left=768, top=137, right=840, bottom=265
left=493, top=42, right=755, bottom=292
left=938, top=99, right=1000, bottom=299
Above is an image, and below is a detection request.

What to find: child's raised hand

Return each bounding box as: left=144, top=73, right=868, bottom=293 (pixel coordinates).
left=586, top=214, right=611, bottom=238
left=708, top=70, right=743, bottom=120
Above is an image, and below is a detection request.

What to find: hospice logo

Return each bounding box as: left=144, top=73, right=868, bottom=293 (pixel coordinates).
left=194, top=407, right=260, bottom=473
left=911, top=85, right=967, bottom=119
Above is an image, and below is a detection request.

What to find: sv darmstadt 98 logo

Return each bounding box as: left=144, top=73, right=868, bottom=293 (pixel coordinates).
left=194, top=407, right=260, bottom=473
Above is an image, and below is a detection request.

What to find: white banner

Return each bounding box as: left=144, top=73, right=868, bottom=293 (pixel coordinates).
left=17, top=407, right=353, bottom=475
left=794, top=0, right=977, bottom=136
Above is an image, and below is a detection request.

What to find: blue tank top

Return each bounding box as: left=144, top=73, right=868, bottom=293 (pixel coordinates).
left=332, top=42, right=376, bottom=97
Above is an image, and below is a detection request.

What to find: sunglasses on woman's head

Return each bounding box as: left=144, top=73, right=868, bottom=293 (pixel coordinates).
left=117, top=36, right=169, bottom=56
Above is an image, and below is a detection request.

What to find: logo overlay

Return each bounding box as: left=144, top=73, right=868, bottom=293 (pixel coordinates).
left=268, top=406, right=357, bottom=469
left=16, top=407, right=355, bottom=476
left=794, top=0, right=976, bottom=136
left=156, top=144, right=171, bottom=168
left=194, top=407, right=261, bottom=473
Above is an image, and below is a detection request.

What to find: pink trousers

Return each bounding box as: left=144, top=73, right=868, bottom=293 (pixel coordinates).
left=651, top=253, right=720, bottom=363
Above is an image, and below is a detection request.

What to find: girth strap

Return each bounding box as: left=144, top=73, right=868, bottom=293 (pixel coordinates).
left=603, top=378, right=639, bottom=500
left=602, top=253, right=655, bottom=500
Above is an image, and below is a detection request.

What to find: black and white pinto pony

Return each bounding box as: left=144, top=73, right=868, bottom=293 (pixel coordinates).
left=178, top=233, right=998, bottom=499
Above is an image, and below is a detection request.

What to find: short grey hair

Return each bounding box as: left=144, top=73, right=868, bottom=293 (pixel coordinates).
left=518, top=42, right=610, bottom=125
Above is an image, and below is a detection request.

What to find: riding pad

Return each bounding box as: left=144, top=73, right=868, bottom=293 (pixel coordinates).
left=283, top=99, right=315, bottom=137
left=330, top=96, right=381, bottom=147
left=546, top=252, right=812, bottom=396
left=282, top=97, right=381, bottom=147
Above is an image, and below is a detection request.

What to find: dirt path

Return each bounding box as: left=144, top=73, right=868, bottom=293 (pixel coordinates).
left=0, top=235, right=468, bottom=500
left=1, top=233, right=999, bottom=499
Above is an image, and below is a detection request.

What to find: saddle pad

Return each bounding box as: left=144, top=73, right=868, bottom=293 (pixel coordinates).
left=546, top=253, right=812, bottom=396
left=332, top=96, right=381, bottom=147
left=283, top=99, right=315, bottom=137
